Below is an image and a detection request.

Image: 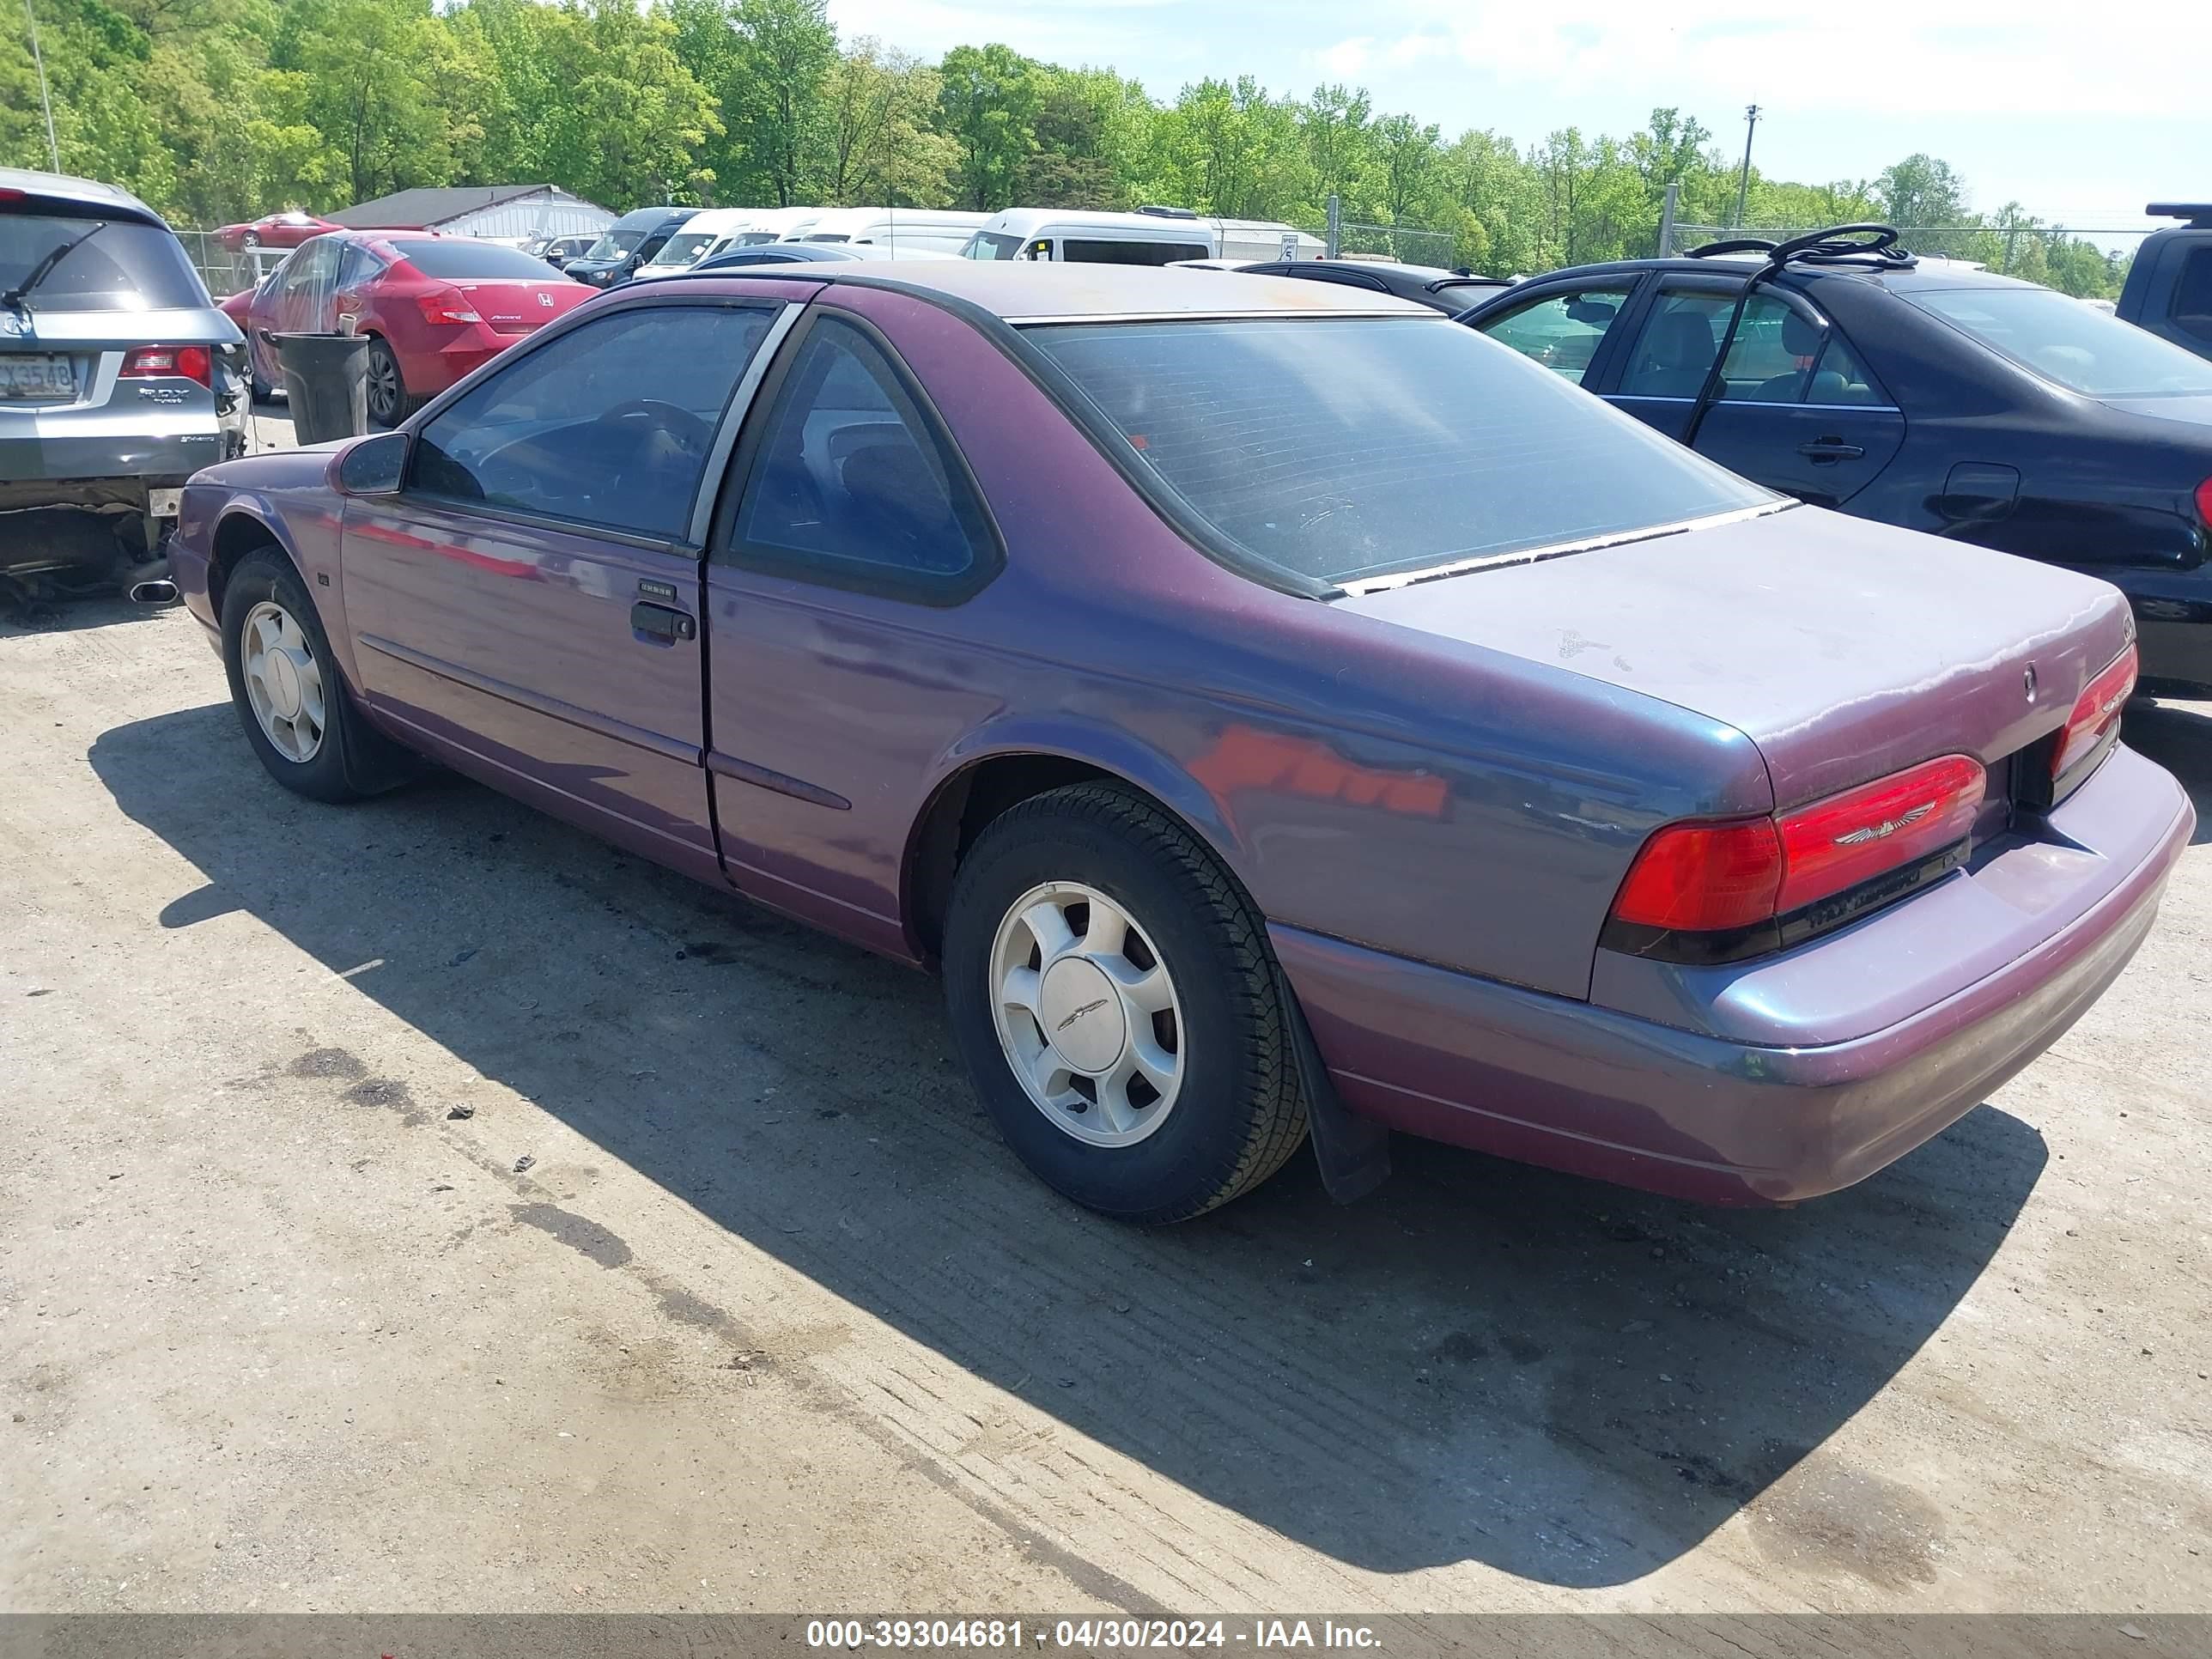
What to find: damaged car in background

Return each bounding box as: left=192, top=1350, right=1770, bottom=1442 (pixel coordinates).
left=2, top=167, right=246, bottom=608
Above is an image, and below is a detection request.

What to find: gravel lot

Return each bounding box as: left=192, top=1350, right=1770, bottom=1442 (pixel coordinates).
left=2, top=467, right=2209, bottom=1614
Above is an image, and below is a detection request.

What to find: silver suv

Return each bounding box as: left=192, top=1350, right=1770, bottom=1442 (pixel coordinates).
left=3, top=167, right=246, bottom=597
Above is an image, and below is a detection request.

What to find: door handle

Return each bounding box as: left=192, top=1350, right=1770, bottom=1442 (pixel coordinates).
left=1797, top=438, right=1865, bottom=463
left=629, top=601, right=696, bottom=642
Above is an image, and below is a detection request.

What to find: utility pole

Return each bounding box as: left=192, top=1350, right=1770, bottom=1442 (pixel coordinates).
left=1732, top=104, right=1761, bottom=234
left=1656, top=180, right=1680, bottom=258
left=24, top=0, right=62, bottom=173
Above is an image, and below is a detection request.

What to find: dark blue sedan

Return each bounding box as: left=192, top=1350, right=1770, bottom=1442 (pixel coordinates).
left=1459, top=228, right=2212, bottom=696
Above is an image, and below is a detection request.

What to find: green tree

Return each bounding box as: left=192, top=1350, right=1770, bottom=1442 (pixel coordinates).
left=820, top=38, right=953, bottom=205
left=937, top=42, right=1038, bottom=211
left=1876, top=153, right=1967, bottom=234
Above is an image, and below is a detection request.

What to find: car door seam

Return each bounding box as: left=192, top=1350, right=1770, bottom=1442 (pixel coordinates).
left=356, top=631, right=699, bottom=765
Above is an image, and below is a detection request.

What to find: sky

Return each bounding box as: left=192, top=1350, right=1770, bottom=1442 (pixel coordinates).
left=826, top=0, right=2212, bottom=244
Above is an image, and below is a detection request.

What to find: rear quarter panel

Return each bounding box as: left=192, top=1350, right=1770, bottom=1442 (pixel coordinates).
left=769, top=287, right=1778, bottom=999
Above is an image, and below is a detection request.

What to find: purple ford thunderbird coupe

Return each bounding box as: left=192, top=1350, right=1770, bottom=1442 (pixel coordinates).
left=168, top=263, right=2194, bottom=1223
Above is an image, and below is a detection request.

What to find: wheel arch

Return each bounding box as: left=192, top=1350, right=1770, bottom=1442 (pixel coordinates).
left=208, top=507, right=294, bottom=616
left=900, top=730, right=1250, bottom=967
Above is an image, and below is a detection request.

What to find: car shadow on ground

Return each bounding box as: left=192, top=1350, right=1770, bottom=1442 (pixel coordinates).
left=91, top=704, right=2048, bottom=1589
left=2128, top=697, right=2212, bottom=846
left=0, top=592, right=170, bottom=636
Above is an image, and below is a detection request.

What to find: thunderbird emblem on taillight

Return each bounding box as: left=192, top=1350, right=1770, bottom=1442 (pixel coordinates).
left=1833, top=801, right=1936, bottom=846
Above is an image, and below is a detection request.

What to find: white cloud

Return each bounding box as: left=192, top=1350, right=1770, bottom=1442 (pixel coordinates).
left=1366, top=0, right=2212, bottom=121
left=1316, top=35, right=1375, bottom=78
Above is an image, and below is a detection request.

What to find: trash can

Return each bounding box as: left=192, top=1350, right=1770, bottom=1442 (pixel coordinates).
left=270, top=332, right=371, bottom=446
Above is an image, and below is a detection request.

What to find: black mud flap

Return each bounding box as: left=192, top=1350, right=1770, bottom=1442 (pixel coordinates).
left=1278, top=966, right=1390, bottom=1204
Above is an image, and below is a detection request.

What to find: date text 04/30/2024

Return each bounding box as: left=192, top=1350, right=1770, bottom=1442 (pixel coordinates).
left=803, top=1620, right=1383, bottom=1650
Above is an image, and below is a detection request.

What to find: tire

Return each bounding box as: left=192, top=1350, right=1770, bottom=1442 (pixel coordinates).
left=365, top=337, right=409, bottom=429
left=241, top=230, right=260, bottom=248
left=220, top=547, right=398, bottom=803
left=944, top=782, right=1308, bottom=1224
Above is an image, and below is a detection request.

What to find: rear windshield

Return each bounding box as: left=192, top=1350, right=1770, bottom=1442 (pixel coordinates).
left=1024, top=316, right=1774, bottom=588
left=0, top=214, right=209, bottom=313
left=388, top=239, right=564, bottom=280
left=1905, top=286, right=2212, bottom=398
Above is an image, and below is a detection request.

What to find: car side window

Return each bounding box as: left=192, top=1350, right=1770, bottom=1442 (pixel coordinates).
left=335, top=244, right=383, bottom=290
left=279, top=240, right=332, bottom=299
left=1475, top=287, right=1631, bottom=385
left=726, top=315, right=993, bottom=588
left=2172, top=247, right=2212, bottom=345
left=1619, top=289, right=1800, bottom=400
left=1616, top=288, right=1885, bottom=405
left=408, top=304, right=775, bottom=541
left=1804, top=329, right=1887, bottom=405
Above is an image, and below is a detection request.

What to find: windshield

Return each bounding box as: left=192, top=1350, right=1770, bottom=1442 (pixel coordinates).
left=1024, top=316, right=1775, bottom=587
left=582, top=228, right=647, bottom=260
left=1905, top=286, right=2212, bottom=398
left=0, top=214, right=208, bottom=313
left=645, top=230, right=718, bottom=267
left=963, top=232, right=1024, bottom=261
left=389, top=239, right=565, bottom=280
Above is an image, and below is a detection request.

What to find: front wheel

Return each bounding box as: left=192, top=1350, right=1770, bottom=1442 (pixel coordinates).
left=944, top=783, right=1308, bottom=1224
left=220, top=548, right=395, bottom=803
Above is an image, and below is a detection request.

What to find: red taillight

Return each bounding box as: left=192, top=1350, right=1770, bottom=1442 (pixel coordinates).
left=119, top=345, right=211, bottom=386
left=2194, top=476, right=2212, bottom=526
left=1609, top=819, right=1783, bottom=933
left=416, top=288, right=482, bottom=325
left=1775, top=755, right=1985, bottom=914
left=1609, top=754, right=1986, bottom=953
left=2051, top=643, right=2137, bottom=779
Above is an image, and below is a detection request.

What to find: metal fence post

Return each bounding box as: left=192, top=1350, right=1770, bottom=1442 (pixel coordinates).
left=1326, top=194, right=1340, bottom=259
left=1657, top=181, right=1679, bottom=258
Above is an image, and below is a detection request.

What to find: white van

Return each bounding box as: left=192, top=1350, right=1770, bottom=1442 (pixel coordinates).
left=786, top=207, right=992, bottom=256
left=634, top=207, right=824, bottom=278
left=959, top=207, right=1323, bottom=266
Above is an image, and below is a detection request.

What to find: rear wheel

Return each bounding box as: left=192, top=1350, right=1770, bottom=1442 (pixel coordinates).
left=220, top=548, right=399, bottom=803
left=943, top=783, right=1308, bottom=1224
left=365, top=338, right=408, bottom=428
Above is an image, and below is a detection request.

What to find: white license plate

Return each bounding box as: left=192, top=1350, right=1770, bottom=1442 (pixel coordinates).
left=0, top=354, right=75, bottom=401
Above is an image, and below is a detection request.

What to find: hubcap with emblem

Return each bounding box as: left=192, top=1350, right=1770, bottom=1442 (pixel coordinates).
left=989, top=880, right=1184, bottom=1147
left=240, top=599, right=325, bottom=763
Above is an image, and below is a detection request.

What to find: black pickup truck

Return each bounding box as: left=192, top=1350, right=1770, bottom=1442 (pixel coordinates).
left=2118, top=204, right=2212, bottom=360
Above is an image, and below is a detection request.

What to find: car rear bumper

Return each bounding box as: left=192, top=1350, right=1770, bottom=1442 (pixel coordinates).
left=1274, top=748, right=2193, bottom=1205
left=411, top=328, right=532, bottom=396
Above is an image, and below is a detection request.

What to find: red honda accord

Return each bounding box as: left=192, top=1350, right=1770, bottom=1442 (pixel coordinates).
left=238, top=231, right=590, bottom=426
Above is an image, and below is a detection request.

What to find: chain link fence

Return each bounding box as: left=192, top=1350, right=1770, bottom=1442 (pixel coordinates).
left=176, top=230, right=289, bottom=300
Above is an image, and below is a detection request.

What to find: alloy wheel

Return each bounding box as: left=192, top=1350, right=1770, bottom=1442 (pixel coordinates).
left=988, top=880, right=1184, bottom=1147
left=240, top=599, right=326, bottom=763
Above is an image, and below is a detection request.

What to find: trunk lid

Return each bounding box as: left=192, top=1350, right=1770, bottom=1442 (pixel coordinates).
left=456, top=279, right=586, bottom=336
left=1334, top=505, right=2135, bottom=806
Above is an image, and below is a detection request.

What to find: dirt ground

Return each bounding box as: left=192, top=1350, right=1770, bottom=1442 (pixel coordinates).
left=2, top=491, right=2209, bottom=1615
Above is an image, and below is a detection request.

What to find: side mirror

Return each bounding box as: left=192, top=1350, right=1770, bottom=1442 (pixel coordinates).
left=335, top=429, right=408, bottom=496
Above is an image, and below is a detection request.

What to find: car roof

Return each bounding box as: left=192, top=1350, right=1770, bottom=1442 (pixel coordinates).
left=0, top=166, right=167, bottom=227
left=691, top=259, right=1435, bottom=320
left=1505, top=249, right=2051, bottom=296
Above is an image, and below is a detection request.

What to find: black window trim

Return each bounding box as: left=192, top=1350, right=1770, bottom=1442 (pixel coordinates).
left=706, top=303, right=1008, bottom=607
left=398, top=292, right=793, bottom=553
left=1612, top=274, right=1899, bottom=410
